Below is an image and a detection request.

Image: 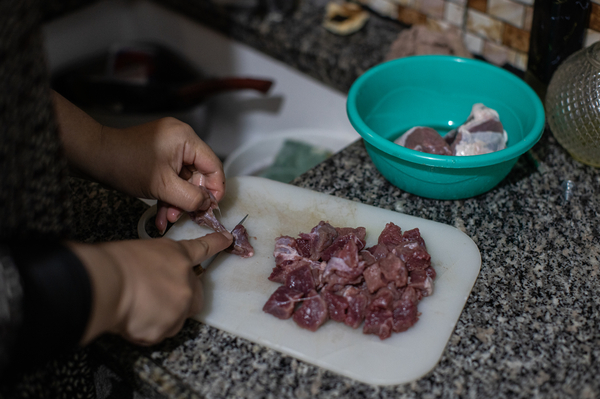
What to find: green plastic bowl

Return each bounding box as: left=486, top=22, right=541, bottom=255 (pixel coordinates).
left=346, top=55, right=545, bottom=200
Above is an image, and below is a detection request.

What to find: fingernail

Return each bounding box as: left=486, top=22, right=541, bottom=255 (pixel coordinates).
left=223, top=231, right=233, bottom=241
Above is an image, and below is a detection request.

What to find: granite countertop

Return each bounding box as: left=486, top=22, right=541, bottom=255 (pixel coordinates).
left=67, top=0, right=600, bottom=398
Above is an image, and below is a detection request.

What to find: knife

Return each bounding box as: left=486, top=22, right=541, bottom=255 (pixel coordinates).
left=193, top=214, right=248, bottom=277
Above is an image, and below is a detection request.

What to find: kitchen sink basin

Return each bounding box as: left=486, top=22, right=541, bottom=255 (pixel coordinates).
left=42, top=0, right=359, bottom=160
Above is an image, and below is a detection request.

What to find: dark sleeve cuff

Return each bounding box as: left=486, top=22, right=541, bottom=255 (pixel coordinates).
left=7, top=239, right=92, bottom=372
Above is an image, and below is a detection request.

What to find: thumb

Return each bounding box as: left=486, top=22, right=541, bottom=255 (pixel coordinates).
left=162, top=174, right=212, bottom=212
left=180, top=232, right=234, bottom=264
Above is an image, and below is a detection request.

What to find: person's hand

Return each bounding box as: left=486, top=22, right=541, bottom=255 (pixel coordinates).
left=100, top=118, right=226, bottom=234
left=68, top=231, right=233, bottom=346
left=53, top=92, right=225, bottom=233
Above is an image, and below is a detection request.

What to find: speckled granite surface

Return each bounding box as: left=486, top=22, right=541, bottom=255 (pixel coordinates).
left=61, top=0, right=600, bottom=398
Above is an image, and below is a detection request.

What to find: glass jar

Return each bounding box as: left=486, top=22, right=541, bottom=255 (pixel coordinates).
left=545, top=41, right=600, bottom=167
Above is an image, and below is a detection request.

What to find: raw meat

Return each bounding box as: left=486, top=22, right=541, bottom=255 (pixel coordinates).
left=262, top=286, right=304, bottom=319
left=395, top=126, right=453, bottom=155
left=262, top=221, right=435, bottom=340
left=445, top=103, right=508, bottom=156
left=292, top=290, right=329, bottom=331
left=228, top=224, right=255, bottom=258
left=285, top=263, right=315, bottom=294
left=394, top=103, right=508, bottom=156
left=188, top=185, right=254, bottom=258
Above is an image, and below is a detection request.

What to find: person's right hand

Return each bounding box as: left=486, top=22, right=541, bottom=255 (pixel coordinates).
left=68, top=231, right=233, bottom=346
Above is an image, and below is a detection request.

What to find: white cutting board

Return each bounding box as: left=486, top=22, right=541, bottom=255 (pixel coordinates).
left=139, top=176, right=481, bottom=386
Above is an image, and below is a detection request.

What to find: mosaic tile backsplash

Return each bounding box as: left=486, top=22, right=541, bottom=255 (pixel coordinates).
left=356, top=0, right=600, bottom=71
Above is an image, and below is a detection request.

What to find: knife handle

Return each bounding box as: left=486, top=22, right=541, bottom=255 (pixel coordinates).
left=193, top=264, right=205, bottom=277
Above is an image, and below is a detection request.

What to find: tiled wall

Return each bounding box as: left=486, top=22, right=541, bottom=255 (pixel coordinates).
left=358, top=0, right=600, bottom=71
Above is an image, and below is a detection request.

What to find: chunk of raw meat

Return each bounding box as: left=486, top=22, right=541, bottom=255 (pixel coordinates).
left=335, top=227, right=367, bottom=241
left=293, top=290, right=329, bottom=331
left=323, top=239, right=363, bottom=280
left=324, top=291, right=349, bottom=323
left=379, top=253, right=408, bottom=287
left=392, top=286, right=420, bottom=332
left=402, top=228, right=427, bottom=248
left=408, top=269, right=434, bottom=297
left=363, top=263, right=387, bottom=294
left=299, top=221, right=338, bottom=261
left=359, top=250, right=377, bottom=266
left=444, top=103, right=508, bottom=156
left=342, top=286, right=369, bottom=329
left=392, top=228, right=431, bottom=271
left=269, top=258, right=320, bottom=285
left=263, top=221, right=434, bottom=339
left=262, top=286, right=304, bottom=319
left=363, top=287, right=399, bottom=339
left=366, top=242, right=390, bottom=260
left=273, top=236, right=303, bottom=267
left=393, top=242, right=431, bottom=271
left=321, top=232, right=366, bottom=261
left=394, top=126, right=453, bottom=155
left=285, top=263, right=315, bottom=294
left=226, top=224, right=254, bottom=258
left=378, top=222, right=404, bottom=248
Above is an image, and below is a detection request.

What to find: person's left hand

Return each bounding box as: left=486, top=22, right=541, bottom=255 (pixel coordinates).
left=54, top=92, right=225, bottom=233
left=100, top=118, right=226, bottom=233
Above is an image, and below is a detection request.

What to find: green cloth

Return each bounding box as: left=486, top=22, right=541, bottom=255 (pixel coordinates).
left=259, top=139, right=332, bottom=183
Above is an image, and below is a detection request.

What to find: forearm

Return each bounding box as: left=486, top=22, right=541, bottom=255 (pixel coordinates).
left=52, top=90, right=106, bottom=180
left=66, top=242, right=125, bottom=345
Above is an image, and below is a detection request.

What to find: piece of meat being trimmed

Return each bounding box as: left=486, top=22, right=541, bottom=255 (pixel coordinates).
left=188, top=185, right=254, bottom=258
left=188, top=186, right=225, bottom=233
left=292, top=290, right=329, bottom=331
left=263, top=286, right=304, bottom=319
left=394, top=126, right=453, bottom=155
left=226, top=224, right=254, bottom=258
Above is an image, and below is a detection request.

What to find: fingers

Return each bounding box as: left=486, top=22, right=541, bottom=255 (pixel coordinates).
left=155, top=202, right=169, bottom=234
left=186, top=275, right=204, bottom=317
left=180, top=232, right=234, bottom=265
left=160, top=176, right=215, bottom=213
left=155, top=202, right=186, bottom=235
left=180, top=136, right=227, bottom=202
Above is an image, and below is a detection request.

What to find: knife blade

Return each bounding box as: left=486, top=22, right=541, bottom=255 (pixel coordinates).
left=193, top=214, right=248, bottom=276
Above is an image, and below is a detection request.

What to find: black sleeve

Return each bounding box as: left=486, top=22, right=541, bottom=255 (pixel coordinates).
left=0, top=240, right=92, bottom=377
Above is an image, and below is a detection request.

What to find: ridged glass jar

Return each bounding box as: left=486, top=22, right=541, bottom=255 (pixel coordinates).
left=546, top=41, right=600, bottom=167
